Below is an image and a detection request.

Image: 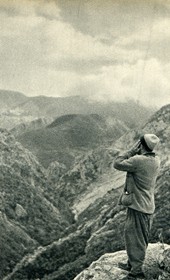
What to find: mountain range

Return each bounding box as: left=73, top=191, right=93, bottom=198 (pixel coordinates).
left=0, top=97, right=169, bottom=279
left=0, top=90, right=155, bottom=129
left=13, top=114, right=128, bottom=168
left=0, top=90, right=169, bottom=280
left=0, top=90, right=156, bottom=169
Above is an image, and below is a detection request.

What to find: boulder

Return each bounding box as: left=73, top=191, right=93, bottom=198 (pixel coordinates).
left=15, top=204, right=27, bottom=218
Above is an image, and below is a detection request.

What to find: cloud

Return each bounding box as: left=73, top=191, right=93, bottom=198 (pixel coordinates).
left=66, top=58, right=170, bottom=107
left=40, top=16, right=144, bottom=75
left=0, top=0, right=170, bottom=108
left=0, top=2, right=143, bottom=77
left=116, top=17, right=170, bottom=63
left=57, top=0, right=163, bottom=38
left=50, top=58, right=119, bottom=75
left=0, top=0, right=37, bottom=16
left=57, top=0, right=170, bottom=64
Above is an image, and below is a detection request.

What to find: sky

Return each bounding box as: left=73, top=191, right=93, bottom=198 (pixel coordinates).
left=0, top=0, right=170, bottom=107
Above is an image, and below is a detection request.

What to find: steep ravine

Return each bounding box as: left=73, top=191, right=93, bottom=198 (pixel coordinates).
left=3, top=161, right=170, bottom=280
left=2, top=104, right=170, bottom=280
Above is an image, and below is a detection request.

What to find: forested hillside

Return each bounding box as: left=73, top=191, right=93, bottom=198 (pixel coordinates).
left=3, top=104, right=170, bottom=280
left=0, top=129, right=73, bottom=278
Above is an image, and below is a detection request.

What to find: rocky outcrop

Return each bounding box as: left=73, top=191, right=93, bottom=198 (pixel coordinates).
left=74, top=244, right=170, bottom=280
left=15, top=203, right=27, bottom=218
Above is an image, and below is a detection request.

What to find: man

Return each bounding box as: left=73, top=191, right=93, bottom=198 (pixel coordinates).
left=114, top=134, right=160, bottom=280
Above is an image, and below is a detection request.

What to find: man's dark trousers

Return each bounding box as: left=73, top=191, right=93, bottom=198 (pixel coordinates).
left=124, top=208, right=153, bottom=275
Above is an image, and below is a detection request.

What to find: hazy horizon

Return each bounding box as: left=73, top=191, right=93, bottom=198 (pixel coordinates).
left=0, top=0, right=170, bottom=107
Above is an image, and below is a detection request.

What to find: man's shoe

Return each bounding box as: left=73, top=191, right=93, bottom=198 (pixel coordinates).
left=118, top=262, right=131, bottom=271
left=121, top=274, right=135, bottom=280
left=128, top=272, right=145, bottom=279
left=136, top=272, right=145, bottom=279
left=121, top=272, right=145, bottom=280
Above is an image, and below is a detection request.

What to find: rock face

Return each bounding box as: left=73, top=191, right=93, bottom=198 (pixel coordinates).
left=73, top=244, right=170, bottom=280
left=0, top=128, right=73, bottom=278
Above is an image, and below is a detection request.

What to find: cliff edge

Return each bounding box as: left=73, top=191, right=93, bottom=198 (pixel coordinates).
left=74, top=243, right=170, bottom=280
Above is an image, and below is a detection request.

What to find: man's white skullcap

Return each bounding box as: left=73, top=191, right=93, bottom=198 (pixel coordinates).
left=143, top=134, right=160, bottom=151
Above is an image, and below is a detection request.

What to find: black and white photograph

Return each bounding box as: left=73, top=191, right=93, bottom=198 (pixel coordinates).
left=0, top=1, right=170, bottom=279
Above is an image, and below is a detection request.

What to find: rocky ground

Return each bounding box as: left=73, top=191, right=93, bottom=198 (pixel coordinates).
left=74, top=243, right=170, bottom=280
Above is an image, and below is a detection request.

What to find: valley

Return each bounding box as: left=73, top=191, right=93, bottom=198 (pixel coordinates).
left=0, top=91, right=169, bottom=280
